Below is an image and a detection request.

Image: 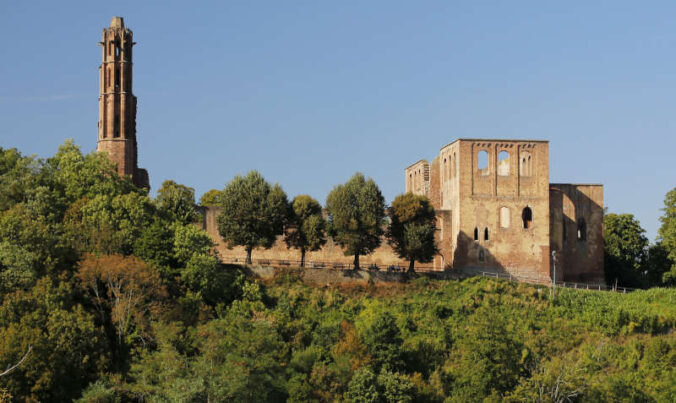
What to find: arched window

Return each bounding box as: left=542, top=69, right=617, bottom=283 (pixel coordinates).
left=562, top=218, right=567, bottom=243
left=447, top=155, right=452, bottom=178
left=522, top=207, right=533, bottom=229
left=520, top=151, right=532, bottom=177
left=577, top=218, right=587, bottom=241
left=477, top=150, right=489, bottom=175
left=497, top=151, right=510, bottom=176
left=484, top=227, right=489, bottom=241
left=474, top=227, right=479, bottom=241
left=500, top=207, right=510, bottom=228
left=478, top=249, right=485, bottom=262
left=453, top=152, right=457, bottom=177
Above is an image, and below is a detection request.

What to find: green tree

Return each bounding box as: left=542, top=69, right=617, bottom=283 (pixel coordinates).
left=156, top=180, right=199, bottom=225
left=646, top=242, right=672, bottom=287
left=172, top=223, right=215, bottom=266
left=658, top=188, right=676, bottom=285
left=0, top=278, right=108, bottom=401
left=65, top=193, right=155, bottom=255
left=361, top=312, right=404, bottom=372
left=386, top=193, right=437, bottom=272
left=133, top=218, right=177, bottom=278
left=46, top=139, right=137, bottom=204
left=0, top=241, right=38, bottom=296
left=604, top=213, right=649, bottom=288
left=285, top=195, right=327, bottom=267
left=345, top=367, right=380, bottom=403
left=217, top=171, right=288, bottom=264
left=181, top=254, right=231, bottom=306
left=451, top=307, right=524, bottom=400
left=325, top=173, right=386, bottom=269
left=193, top=314, right=287, bottom=401
left=199, top=189, right=223, bottom=207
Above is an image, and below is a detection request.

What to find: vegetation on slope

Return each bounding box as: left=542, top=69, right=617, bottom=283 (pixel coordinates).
left=0, top=141, right=675, bottom=401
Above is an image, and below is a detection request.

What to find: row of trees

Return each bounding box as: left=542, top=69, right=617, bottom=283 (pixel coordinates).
left=207, top=171, right=438, bottom=271
left=604, top=188, right=676, bottom=288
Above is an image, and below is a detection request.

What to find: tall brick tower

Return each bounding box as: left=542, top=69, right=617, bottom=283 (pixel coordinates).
left=97, top=17, right=149, bottom=188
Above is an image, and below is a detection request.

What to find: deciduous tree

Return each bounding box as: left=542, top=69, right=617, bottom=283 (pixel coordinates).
left=156, top=180, right=199, bottom=225
left=199, top=189, right=223, bottom=207
left=217, top=171, right=288, bottom=264
left=604, top=213, right=649, bottom=288
left=285, top=195, right=326, bottom=267
left=658, top=188, right=676, bottom=285
left=77, top=254, right=166, bottom=366
left=326, top=173, right=386, bottom=269
left=386, top=193, right=437, bottom=272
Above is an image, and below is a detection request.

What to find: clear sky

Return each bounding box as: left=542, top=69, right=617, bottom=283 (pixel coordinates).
left=1, top=1, right=674, bottom=240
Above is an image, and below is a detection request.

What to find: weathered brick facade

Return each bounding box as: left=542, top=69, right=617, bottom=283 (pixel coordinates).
left=404, top=139, right=604, bottom=283
left=96, top=17, right=149, bottom=189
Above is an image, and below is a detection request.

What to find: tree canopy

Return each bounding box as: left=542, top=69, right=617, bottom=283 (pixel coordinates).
left=156, top=180, right=199, bottom=225
left=386, top=193, right=438, bottom=272
left=285, top=195, right=327, bottom=267
left=217, top=171, right=288, bottom=264
left=199, top=189, right=223, bottom=207
left=658, top=188, right=676, bottom=284
left=325, top=173, right=386, bottom=269
left=1, top=141, right=676, bottom=401
left=604, top=213, right=649, bottom=288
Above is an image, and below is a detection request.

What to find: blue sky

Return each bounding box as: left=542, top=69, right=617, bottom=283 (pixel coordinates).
left=1, top=1, right=674, bottom=240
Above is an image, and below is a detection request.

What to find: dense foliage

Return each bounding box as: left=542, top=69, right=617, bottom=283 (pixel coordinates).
left=604, top=193, right=676, bottom=288
left=285, top=195, right=327, bottom=267
left=217, top=171, right=289, bottom=264
left=604, top=213, right=649, bottom=288
left=658, top=188, right=676, bottom=284
left=326, top=173, right=386, bottom=269
left=0, top=142, right=674, bottom=401
left=386, top=193, right=438, bottom=272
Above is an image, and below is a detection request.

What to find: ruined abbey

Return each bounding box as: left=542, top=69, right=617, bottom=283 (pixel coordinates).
left=96, top=18, right=604, bottom=284
left=405, top=140, right=604, bottom=283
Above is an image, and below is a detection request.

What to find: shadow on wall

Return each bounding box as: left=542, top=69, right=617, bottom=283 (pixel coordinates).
left=453, top=231, right=505, bottom=273
left=549, top=185, right=604, bottom=284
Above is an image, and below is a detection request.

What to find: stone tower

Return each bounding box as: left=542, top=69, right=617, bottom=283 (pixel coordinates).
left=97, top=17, right=149, bottom=188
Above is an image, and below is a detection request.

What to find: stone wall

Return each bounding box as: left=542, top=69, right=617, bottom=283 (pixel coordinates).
left=549, top=184, right=604, bottom=283
left=450, top=140, right=552, bottom=279
left=198, top=206, right=413, bottom=269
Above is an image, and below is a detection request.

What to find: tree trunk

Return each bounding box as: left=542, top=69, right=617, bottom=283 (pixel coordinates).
left=353, top=254, right=360, bottom=270
left=300, top=248, right=306, bottom=268
left=408, top=259, right=415, bottom=273
left=246, top=247, right=252, bottom=265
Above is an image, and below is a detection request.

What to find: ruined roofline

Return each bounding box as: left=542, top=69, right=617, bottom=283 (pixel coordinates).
left=550, top=183, right=604, bottom=187
left=405, top=159, right=429, bottom=170
left=440, top=138, right=549, bottom=150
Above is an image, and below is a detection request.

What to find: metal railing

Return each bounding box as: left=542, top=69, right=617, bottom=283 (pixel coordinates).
left=219, top=255, right=439, bottom=272
left=218, top=255, right=633, bottom=293
left=477, top=271, right=636, bottom=293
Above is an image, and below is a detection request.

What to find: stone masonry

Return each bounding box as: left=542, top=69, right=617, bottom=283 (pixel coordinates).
left=405, top=139, right=604, bottom=283
left=96, top=17, right=149, bottom=189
